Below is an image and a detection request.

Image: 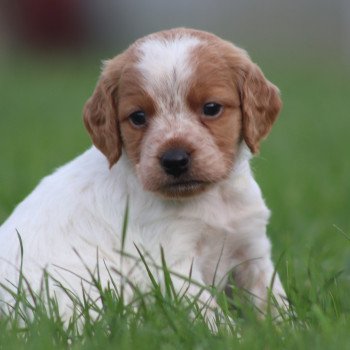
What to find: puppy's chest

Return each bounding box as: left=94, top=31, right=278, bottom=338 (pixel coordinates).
left=132, top=192, right=255, bottom=260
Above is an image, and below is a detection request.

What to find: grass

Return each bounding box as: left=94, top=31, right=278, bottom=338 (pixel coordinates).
left=0, top=52, right=349, bottom=349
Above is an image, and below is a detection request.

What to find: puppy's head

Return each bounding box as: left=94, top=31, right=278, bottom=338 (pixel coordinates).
left=84, top=28, right=281, bottom=198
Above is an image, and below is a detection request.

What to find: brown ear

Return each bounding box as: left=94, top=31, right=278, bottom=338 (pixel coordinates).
left=83, top=55, right=126, bottom=166
left=240, top=64, right=282, bottom=153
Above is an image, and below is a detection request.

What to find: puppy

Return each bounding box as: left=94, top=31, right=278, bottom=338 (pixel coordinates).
left=0, top=28, right=287, bottom=325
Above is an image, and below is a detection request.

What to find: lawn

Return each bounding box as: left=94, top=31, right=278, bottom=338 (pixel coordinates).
left=0, top=52, right=349, bottom=349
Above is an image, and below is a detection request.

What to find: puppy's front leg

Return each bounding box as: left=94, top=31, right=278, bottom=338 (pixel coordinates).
left=168, top=258, right=228, bottom=331
left=233, top=240, right=288, bottom=318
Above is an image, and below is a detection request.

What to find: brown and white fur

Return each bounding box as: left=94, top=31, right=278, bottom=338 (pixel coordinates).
left=0, top=28, right=287, bottom=327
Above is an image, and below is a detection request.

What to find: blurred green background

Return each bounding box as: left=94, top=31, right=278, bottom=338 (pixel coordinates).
left=0, top=0, right=350, bottom=346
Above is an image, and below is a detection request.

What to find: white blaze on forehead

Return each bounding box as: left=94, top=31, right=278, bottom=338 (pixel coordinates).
left=136, top=36, right=201, bottom=107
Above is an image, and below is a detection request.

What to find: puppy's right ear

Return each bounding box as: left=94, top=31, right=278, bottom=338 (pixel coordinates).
left=83, top=54, right=126, bottom=167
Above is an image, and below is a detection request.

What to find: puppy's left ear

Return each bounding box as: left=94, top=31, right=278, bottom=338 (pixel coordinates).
left=240, top=63, right=282, bottom=153
left=83, top=55, right=126, bottom=167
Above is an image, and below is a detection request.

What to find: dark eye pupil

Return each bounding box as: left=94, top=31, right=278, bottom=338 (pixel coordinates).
left=203, top=103, right=222, bottom=117
left=129, top=111, right=146, bottom=126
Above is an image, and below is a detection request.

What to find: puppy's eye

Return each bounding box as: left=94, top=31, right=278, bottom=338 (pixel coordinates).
left=202, top=102, right=223, bottom=117
left=129, top=111, right=147, bottom=127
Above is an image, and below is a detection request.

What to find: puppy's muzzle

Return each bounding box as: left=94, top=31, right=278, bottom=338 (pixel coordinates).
left=160, top=148, right=190, bottom=177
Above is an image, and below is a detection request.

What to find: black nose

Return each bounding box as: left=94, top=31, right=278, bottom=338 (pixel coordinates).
left=160, top=148, right=190, bottom=177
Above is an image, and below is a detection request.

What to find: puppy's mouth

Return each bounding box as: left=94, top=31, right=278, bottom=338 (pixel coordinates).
left=159, top=180, right=209, bottom=198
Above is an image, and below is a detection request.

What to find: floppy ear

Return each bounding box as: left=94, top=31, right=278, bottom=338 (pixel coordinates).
left=240, top=63, right=282, bottom=153
left=83, top=55, right=126, bottom=167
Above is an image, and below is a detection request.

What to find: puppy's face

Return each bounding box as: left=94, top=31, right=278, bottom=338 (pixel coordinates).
left=84, top=29, right=282, bottom=198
